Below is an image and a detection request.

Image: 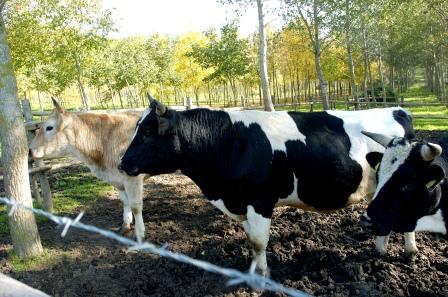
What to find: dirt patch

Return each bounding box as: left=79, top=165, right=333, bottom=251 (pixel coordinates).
left=1, top=130, right=448, bottom=296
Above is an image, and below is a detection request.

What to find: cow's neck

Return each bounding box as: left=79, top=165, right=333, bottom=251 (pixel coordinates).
left=68, top=114, right=106, bottom=169
left=175, top=109, right=229, bottom=176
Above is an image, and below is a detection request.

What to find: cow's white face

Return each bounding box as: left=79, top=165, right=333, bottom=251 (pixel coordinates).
left=30, top=101, right=73, bottom=159
left=363, top=133, right=445, bottom=236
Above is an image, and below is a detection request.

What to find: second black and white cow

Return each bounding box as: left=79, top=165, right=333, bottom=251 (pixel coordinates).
left=119, top=100, right=414, bottom=274
left=361, top=132, right=447, bottom=256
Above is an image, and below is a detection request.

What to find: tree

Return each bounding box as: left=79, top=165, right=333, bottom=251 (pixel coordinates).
left=188, top=23, right=252, bottom=103
left=217, top=0, right=274, bottom=110
left=283, top=0, right=333, bottom=110
left=0, top=1, right=43, bottom=259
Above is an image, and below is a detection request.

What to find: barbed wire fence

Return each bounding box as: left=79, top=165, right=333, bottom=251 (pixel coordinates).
left=0, top=196, right=310, bottom=297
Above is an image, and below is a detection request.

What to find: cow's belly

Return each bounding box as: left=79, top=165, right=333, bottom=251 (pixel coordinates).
left=276, top=167, right=375, bottom=212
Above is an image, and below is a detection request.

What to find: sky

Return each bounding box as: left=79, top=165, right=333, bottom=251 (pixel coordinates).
left=103, top=0, right=283, bottom=38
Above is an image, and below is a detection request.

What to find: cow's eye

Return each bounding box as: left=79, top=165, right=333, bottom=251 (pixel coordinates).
left=46, top=126, right=54, bottom=132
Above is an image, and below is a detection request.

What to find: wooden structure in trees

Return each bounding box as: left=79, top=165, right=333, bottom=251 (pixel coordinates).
left=0, top=99, right=53, bottom=212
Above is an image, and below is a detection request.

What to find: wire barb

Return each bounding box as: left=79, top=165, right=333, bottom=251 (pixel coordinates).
left=0, top=197, right=309, bottom=297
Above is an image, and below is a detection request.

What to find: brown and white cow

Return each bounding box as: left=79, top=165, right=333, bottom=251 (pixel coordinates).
left=30, top=99, right=145, bottom=242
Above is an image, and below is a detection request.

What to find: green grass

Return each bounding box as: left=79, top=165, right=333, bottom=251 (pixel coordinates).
left=50, top=169, right=114, bottom=214
left=0, top=166, right=113, bottom=271
left=6, top=248, right=75, bottom=272
left=401, top=85, right=448, bottom=131
left=0, top=167, right=113, bottom=235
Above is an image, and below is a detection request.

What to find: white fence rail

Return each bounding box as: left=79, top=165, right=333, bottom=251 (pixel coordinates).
left=0, top=197, right=309, bottom=297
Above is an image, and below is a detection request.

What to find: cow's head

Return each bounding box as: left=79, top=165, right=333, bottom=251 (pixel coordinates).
left=119, top=98, right=180, bottom=176
left=362, top=131, right=445, bottom=236
left=30, top=98, right=74, bottom=159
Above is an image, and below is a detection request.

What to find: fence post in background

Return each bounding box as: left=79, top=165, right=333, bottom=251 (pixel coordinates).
left=21, top=99, right=53, bottom=212
left=309, top=96, right=314, bottom=112
left=186, top=96, right=192, bottom=110
left=400, top=96, right=404, bottom=106
left=345, top=96, right=349, bottom=110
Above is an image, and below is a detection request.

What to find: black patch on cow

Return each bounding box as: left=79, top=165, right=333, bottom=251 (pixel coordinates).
left=393, top=109, right=414, bottom=139
left=366, top=152, right=383, bottom=169
left=285, top=111, right=363, bottom=209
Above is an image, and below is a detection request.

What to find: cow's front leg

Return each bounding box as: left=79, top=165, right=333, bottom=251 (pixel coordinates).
left=118, top=190, right=133, bottom=234
left=242, top=206, right=272, bottom=276
left=125, top=176, right=145, bottom=242
left=404, top=232, right=418, bottom=256
left=375, top=235, right=390, bottom=255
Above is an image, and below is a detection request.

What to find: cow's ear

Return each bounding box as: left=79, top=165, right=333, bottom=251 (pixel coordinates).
left=157, top=110, right=175, bottom=136
left=366, top=152, right=383, bottom=171
left=52, top=97, right=64, bottom=114
left=425, top=164, right=445, bottom=191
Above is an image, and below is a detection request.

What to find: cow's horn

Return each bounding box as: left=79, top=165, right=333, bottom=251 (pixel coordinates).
left=361, top=131, right=393, bottom=148
left=51, top=97, right=64, bottom=113
left=155, top=101, right=167, bottom=116
left=146, top=92, right=155, bottom=107
left=421, top=143, right=442, bottom=161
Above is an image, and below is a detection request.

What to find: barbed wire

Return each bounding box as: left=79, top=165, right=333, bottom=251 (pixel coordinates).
left=0, top=197, right=309, bottom=297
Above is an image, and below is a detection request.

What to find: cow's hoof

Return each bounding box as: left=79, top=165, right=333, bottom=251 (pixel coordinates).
left=359, top=214, right=372, bottom=228
left=119, top=226, right=133, bottom=237
left=374, top=249, right=387, bottom=257
left=404, top=248, right=418, bottom=260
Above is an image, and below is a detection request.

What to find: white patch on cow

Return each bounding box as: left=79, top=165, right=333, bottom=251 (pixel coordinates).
left=328, top=107, right=409, bottom=202
left=242, top=206, right=271, bottom=275
left=228, top=110, right=306, bottom=152
left=404, top=232, right=418, bottom=254
left=372, top=139, right=414, bottom=200
left=209, top=199, right=245, bottom=222
left=415, top=209, right=447, bottom=234
left=327, top=107, right=407, bottom=162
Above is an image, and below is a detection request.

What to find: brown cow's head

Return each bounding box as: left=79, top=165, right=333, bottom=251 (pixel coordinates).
left=30, top=98, right=74, bottom=159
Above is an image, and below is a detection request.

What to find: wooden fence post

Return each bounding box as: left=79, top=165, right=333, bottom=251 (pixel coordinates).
left=21, top=99, right=53, bottom=212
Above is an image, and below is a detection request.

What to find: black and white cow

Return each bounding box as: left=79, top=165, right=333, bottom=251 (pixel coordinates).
left=361, top=132, right=447, bottom=256
left=119, top=100, right=414, bottom=275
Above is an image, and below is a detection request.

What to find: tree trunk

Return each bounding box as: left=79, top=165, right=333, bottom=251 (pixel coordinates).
left=312, top=1, right=329, bottom=110
left=256, top=0, right=274, bottom=111
left=345, top=0, right=358, bottom=109
left=0, top=14, right=43, bottom=259
left=377, top=45, right=387, bottom=106
left=74, top=55, right=89, bottom=111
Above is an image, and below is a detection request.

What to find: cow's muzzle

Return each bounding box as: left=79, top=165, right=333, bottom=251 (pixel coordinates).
left=118, top=162, right=139, bottom=176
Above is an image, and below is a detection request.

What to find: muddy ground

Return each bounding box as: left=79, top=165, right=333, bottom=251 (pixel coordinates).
left=1, top=130, right=448, bottom=297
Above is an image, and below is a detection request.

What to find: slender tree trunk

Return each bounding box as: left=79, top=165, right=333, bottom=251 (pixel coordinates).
left=377, top=45, right=387, bottom=106
left=37, top=90, right=43, bottom=111
left=74, top=55, right=89, bottom=111
left=345, top=0, right=358, bottom=109
left=257, top=0, right=274, bottom=111
left=0, top=14, right=43, bottom=259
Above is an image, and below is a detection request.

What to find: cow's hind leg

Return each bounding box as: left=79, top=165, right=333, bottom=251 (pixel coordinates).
left=118, top=190, right=133, bottom=234
left=404, top=232, right=418, bottom=256
left=124, top=176, right=145, bottom=242
left=242, top=205, right=272, bottom=276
